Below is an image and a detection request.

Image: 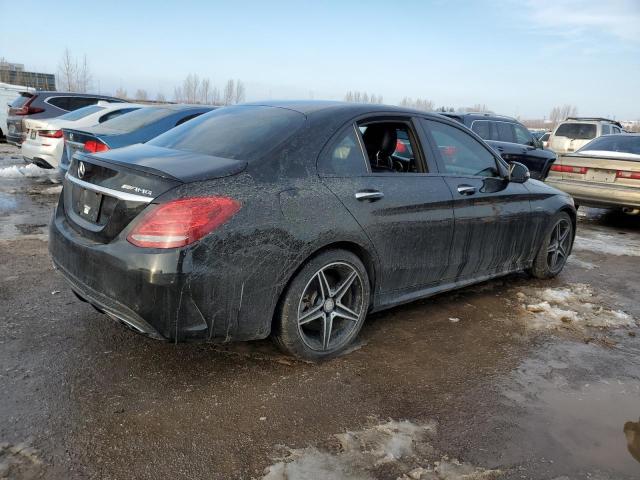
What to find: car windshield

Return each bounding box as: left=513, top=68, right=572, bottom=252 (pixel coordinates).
left=148, top=105, right=306, bottom=161
left=555, top=123, right=597, bottom=140
left=57, top=105, right=104, bottom=121
left=98, top=107, right=172, bottom=132
left=10, top=92, right=34, bottom=108
left=579, top=135, right=640, bottom=157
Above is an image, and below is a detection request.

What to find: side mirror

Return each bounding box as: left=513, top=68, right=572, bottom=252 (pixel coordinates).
left=509, top=162, right=530, bottom=183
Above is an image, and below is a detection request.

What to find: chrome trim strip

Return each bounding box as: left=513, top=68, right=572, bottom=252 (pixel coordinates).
left=65, top=173, right=154, bottom=203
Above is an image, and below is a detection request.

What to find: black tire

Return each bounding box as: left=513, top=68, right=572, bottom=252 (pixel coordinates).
left=528, top=211, right=573, bottom=279
left=272, top=249, right=370, bottom=361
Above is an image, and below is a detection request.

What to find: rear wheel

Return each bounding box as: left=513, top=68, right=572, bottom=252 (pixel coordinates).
left=272, top=250, right=370, bottom=361
left=529, top=212, right=573, bottom=279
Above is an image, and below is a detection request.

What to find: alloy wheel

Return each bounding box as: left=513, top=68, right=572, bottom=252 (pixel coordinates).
left=546, top=218, right=572, bottom=273
left=297, top=262, right=365, bottom=352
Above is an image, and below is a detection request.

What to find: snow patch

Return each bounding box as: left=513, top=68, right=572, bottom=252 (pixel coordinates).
left=574, top=232, right=640, bottom=257
left=566, top=256, right=596, bottom=270
left=0, top=164, right=58, bottom=180
left=262, top=420, right=502, bottom=480
left=519, top=284, right=636, bottom=332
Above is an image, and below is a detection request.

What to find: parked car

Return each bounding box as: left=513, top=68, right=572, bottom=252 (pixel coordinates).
left=21, top=102, right=143, bottom=169
left=6, top=91, right=125, bottom=145
left=59, top=105, right=214, bottom=174
left=540, top=132, right=551, bottom=149
left=548, top=117, right=624, bottom=154
left=442, top=113, right=557, bottom=179
left=1, top=82, right=34, bottom=140
left=49, top=101, right=576, bottom=360
left=546, top=134, right=640, bottom=213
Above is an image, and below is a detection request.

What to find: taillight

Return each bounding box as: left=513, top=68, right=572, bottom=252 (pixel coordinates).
left=127, top=196, right=241, bottom=249
left=84, top=139, right=109, bottom=153
left=11, top=95, right=43, bottom=115
left=550, top=165, right=588, bottom=174
left=38, top=129, right=63, bottom=138
left=395, top=140, right=407, bottom=153
left=617, top=170, right=640, bottom=180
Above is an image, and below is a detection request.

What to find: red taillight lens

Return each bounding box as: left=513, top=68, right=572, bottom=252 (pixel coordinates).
left=550, top=165, right=588, bottom=174
left=38, top=129, right=63, bottom=138
left=616, top=170, right=640, bottom=180
left=84, top=139, right=109, bottom=153
left=127, top=196, right=241, bottom=249
left=395, top=140, right=407, bottom=153
left=11, top=95, right=41, bottom=115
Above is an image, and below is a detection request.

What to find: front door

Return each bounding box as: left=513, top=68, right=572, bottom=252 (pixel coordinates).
left=420, top=118, right=534, bottom=280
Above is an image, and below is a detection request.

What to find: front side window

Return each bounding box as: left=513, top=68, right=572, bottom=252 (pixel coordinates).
left=423, top=120, right=499, bottom=177
left=318, top=126, right=367, bottom=176
left=493, top=121, right=516, bottom=143
left=514, top=124, right=533, bottom=145
left=601, top=124, right=611, bottom=135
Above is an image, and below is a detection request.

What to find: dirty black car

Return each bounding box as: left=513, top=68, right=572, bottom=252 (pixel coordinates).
left=49, top=102, right=576, bottom=360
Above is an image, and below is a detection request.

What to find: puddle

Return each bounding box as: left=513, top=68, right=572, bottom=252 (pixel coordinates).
left=501, top=340, right=640, bottom=477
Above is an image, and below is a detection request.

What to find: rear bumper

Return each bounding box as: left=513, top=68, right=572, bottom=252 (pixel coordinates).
left=21, top=140, right=61, bottom=169
left=546, top=178, right=640, bottom=208
left=48, top=201, right=211, bottom=341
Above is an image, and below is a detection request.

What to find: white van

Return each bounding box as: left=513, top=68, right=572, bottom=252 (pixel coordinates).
left=0, top=82, right=35, bottom=140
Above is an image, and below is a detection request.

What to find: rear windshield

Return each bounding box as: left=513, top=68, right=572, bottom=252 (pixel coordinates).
left=555, top=123, right=597, bottom=140
left=579, top=135, right=640, bottom=157
left=98, top=107, right=172, bottom=132
left=57, top=105, right=104, bottom=121
left=148, top=106, right=306, bottom=161
left=10, top=92, right=34, bottom=108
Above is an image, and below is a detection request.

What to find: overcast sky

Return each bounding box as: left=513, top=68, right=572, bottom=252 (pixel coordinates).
left=1, top=0, right=639, bottom=119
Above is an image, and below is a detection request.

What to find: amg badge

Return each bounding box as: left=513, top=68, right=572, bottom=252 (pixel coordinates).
left=121, top=184, right=153, bottom=196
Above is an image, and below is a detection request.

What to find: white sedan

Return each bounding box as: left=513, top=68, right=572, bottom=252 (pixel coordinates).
left=21, top=102, right=142, bottom=169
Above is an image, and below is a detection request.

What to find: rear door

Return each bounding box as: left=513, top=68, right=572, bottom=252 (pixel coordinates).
left=419, top=118, right=534, bottom=279
left=319, top=117, right=455, bottom=293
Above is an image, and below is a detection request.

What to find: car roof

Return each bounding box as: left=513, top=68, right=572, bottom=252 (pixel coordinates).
left=240, top=100, right=446, bottom=120
left=441, top=112, right=518, bottom=122
left=562, top=117, right=622, bottom=127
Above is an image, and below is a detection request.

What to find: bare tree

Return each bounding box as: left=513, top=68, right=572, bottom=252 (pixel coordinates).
left=549, top=105, right=578, bottom=127
left=182, top=74, right=200, bottom=104
left=344, top=91, right=382, bottom=104
left=173, top=86, right=184, bottom=103
left=57, top=48, right=77, bottom=92
left=156, top=92, right=166, bottom=103
left=134, top=89, right=148, bottom=101
left=234, top=79, right=246, bottom=104
left=115, top=87, right=128, bottom=99
left=199, top=78, right=211, bottom=104
left=76, top=55, right=92, bottom=93
left=399, top=97, right=434, bottom=111
left=223, top=79, right=235, bottom=105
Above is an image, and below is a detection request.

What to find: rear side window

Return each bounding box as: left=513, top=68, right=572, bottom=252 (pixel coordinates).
left=612, top=126, right=621, bottom=134
left=58, top=105, right=104, bottom=121
left=97, top=107, right=172, bottom=132
left=555, top=123, right=597, bottom=140
left=423, top=120, right=499, bottom=177
left=471, top=120, right=491, bottom=139
left=601, top=124, right=611, bottom=135
left=493, top=121, right=516, bottom=143
left=318, top=126, right=367, bottom=176
left=67, top=97, right=100, bottom=111
left=149, top=106, right=305, bottom=161
left=47, top=97, right=71, bottom=110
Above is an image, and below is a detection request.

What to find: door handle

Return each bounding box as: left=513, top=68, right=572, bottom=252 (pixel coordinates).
left=355, top=190, right=384, bottom=201
left=457, top=185, right=476, bottom=196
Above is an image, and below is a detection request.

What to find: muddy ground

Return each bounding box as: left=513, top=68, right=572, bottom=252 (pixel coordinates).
left=0, top=144, right=638, bottom=480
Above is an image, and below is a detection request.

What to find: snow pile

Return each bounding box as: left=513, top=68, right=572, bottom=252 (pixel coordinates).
left=574, top=232, right=640, bottom=257
left=0, top=163, right=58, bottom=180
left=518, top=284, right=636, bottom=332
left=263, top=420, right=502, bottom=480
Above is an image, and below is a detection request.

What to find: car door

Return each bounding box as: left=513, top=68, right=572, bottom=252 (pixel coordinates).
left=318, top=117, right=455, bottom=294
left=419, top=118, right=534, bottom=280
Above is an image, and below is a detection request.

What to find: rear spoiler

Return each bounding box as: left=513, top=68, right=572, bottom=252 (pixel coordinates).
left=565, top=117, right=622, bottom=128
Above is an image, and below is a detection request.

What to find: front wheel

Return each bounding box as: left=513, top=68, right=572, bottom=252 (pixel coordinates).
left=528, top=212, right=573, bottom=279
left=272, top=250, right=370, bottom=361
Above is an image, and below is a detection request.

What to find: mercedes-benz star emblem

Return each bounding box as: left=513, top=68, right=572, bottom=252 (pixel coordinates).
left=77, top=162, right=86, bottom=179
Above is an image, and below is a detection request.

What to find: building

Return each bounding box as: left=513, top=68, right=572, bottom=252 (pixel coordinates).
left=0, top=61, right=56, bottom=90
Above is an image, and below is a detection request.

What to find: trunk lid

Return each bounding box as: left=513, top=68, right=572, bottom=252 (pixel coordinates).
left=561, top=153, right=640, bottom=187
left=62, top=144, right=247, bottom=243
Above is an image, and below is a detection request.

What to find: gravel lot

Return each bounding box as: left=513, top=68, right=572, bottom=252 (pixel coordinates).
left=1, top=144, right=639, bottom=479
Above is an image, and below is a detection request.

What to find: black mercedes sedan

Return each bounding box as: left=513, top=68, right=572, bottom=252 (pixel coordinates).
left=49, top=101, right=576, bottom=360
